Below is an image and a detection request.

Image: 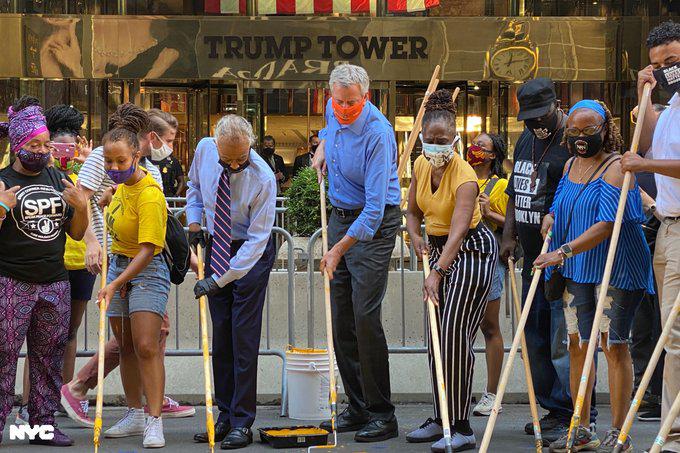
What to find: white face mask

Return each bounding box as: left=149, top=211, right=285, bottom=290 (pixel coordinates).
left=150, top=132, right=173, bottom=161
left=420, top=134, right=460, bottom=168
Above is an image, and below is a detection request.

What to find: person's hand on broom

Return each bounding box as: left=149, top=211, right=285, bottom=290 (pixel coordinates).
left=311, top=140, right=327, bottom=184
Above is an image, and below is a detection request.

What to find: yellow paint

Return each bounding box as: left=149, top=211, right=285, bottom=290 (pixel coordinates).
left=287, top=347, right=327, bottom=354
left=263, top=427, right=329, bottom=437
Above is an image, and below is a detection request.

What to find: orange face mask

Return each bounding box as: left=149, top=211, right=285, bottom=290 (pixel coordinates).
left=332, top=96, right=366, bottom=125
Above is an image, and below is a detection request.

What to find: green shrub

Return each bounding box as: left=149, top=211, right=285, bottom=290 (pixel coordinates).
left=285, top=167, right=330, bottom=236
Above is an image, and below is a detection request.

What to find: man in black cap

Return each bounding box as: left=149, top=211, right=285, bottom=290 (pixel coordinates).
left=500, top=77, right=581, bottom=442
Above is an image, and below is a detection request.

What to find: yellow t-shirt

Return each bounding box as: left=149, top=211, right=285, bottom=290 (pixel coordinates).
left=64, top=173, right=87, bottom=270
left=477, top=176, right=510, bottom=232
left=414, top=154, right=481, bottom=236
left=106, top=171, right=166, bottom=258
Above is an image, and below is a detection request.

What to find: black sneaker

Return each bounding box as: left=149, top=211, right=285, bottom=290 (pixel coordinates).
left=637, top=404, right=661, bottom=422
left=525, top=412, right=566, bottom=435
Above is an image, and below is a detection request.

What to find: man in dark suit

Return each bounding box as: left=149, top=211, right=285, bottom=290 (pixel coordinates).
left=260, top=135, right=287, bottom=195
left=293, top=134, right=320, bottom=177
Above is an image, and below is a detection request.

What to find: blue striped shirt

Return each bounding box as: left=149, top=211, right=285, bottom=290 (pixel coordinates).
left=546, top=174, right=654, bottom=293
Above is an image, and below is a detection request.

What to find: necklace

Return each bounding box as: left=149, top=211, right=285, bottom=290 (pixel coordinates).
left=530, top=111, right=563, bottom=190
left=576, top=158, right=596, bottom=183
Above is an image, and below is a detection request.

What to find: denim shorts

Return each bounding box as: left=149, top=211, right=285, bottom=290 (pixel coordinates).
left=487, top=260, right=506, bottom=302
left=563, top=279, right=644, bottom=346
left=106, top=254, right=170, bottom=318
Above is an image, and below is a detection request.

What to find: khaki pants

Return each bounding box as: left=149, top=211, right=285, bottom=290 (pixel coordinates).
left=655, top=219, right=680, bottom=452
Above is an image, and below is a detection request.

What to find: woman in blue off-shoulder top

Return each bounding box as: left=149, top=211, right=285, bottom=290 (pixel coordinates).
left=534, top=100, right=654, bottom=453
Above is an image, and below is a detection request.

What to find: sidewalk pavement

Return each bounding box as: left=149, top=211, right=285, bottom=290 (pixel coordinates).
left=2, top=403, right=660, bottom=452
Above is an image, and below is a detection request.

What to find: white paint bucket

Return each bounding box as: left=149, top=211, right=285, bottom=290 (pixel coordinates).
left=286, top=348, right=337, bottom=421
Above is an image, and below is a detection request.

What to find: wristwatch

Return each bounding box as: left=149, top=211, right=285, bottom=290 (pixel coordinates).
left=432, top=263, right=446, bottom=278
left=559, top=244, right=574, bottom=258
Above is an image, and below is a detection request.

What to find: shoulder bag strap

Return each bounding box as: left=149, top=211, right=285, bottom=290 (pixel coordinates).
left=559, top=154, right=619, bottom=244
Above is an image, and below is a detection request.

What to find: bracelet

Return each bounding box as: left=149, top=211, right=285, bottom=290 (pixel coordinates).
left=0, top=201, right=10, bottom=213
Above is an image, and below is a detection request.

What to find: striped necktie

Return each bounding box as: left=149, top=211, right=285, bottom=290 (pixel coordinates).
left=211, top=168, right=232, bottom=277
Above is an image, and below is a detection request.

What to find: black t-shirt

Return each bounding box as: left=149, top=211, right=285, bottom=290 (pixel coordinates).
left=506, top=128, right=571, bottom=277
left=0, top=166, right=73, bottom=283
left=151, top=156, right=184, bottom=197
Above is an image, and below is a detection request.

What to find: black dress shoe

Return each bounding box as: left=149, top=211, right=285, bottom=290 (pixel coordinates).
left=354, top=417, right=399, bottom=442
left=194, top=421, right=230, bottom=443
left=220, top=427, right=253, bottom=450
left=319, top=407, right=369, bottom=433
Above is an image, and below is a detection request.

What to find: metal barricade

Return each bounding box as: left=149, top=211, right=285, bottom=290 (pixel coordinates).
left=73, top=200, right=295, bottom=416
left=65, top=199, right=520, bottom=413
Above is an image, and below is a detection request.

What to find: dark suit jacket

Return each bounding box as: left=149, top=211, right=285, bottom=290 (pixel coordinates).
left=293, top=153, right=313, bottom=177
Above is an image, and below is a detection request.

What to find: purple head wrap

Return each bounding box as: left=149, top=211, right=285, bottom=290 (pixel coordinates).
left=0, top=105, right=49, bottom=152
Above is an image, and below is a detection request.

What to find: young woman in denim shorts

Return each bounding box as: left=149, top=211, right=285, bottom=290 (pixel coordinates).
left=535, top=100, right=655, bottom=453
left=467, top=132, right=510, bottom=417
left=97, top=103, right=170, bottom=449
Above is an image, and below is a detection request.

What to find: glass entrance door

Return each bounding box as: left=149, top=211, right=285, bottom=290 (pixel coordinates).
left=242, top=81, right=390, bottom=189
left=139, top=85, right=209, bottom=172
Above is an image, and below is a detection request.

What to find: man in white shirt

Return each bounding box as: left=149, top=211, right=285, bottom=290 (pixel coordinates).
left=622, top=21, right=680, bottom=452
left=188, top=115, right=277, bottom=450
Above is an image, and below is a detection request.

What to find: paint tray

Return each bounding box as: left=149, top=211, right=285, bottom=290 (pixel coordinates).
left=258, top=426, right=330, bottom=449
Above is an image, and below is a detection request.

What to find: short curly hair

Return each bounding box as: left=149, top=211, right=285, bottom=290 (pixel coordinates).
left=646, top=21, right=680, bottom=48
left=561, top=100, right=623, bottom=155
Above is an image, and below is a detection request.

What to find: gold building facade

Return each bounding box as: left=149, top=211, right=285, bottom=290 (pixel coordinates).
left=0, top=1, right=678, bottom=178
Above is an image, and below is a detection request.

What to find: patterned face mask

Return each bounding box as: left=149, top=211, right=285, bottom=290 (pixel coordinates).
left=421, top=134, right=460, bottom=168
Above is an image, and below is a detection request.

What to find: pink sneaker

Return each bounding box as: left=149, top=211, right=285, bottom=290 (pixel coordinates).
left=145, top=396, right=195, bottom=419
left=60, top=384, right=94, bottom=428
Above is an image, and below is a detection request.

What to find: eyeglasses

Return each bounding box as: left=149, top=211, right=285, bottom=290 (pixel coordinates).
left=564, top=122, right=605, bottom=138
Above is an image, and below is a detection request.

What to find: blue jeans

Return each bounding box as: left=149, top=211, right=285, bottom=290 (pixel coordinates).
left=522, top=276, right=597, bottom=422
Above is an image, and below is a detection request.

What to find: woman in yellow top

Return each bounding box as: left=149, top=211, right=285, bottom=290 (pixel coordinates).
left=405, top=90, right=497, bottom=452
left=97, top=104, right=169, bottom=449
left=466, top=132, right=510, bottom=417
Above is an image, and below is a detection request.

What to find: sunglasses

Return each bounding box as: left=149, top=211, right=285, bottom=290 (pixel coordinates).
left=564, top=122, right=605, bottom=138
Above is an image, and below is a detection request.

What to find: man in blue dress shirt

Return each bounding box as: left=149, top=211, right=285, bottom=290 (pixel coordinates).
left=314, top=64, right=402, bottom=443
left=187, top=115, right=277, bottom=450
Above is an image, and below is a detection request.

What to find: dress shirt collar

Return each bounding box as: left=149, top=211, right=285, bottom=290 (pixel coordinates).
left=670, top=92, right=680, bottom=108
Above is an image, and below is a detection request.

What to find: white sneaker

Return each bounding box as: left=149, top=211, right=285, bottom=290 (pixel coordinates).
left=105, top=408, right=146, bottom=438
left=473, top=392, right=502, bottom=416
left=143, top=416, right=165, bottom=448
left=431, top=431, right=476, bottom=452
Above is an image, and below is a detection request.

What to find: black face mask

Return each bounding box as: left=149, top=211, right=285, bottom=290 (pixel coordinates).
left=653, top=62, right=680, bottom=96
left=567, top=134, right=604, bottom=159
left=262, top=147, right=275, bottom=157
left=525, top=110, right=560, bottom=140
left=219, top=159, right=251, bottom=174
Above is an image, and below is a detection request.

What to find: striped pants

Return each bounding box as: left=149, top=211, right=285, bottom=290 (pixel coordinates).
left=427, top=226, right=497, bottom=424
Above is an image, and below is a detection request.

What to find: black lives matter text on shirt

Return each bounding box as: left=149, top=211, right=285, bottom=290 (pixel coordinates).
left=506, top=128, right=571, bottom=277
left=0, top=166, right=73, bottom=283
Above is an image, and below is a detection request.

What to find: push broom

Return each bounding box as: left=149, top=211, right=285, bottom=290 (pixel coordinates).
left=648, top=387, right=680, bottom=453
left=612, top=291, right=680, bottom=453
left=564, top=82, right=652, bottom=452
left=309, top=177, right=338, bottom=452
left=479, top=231, right=552, bottom=452
left=422, top=252, right=454, bottom=453
left=93, top=208, right=108, bottom=453
left=196, top=243, right=216, bottom=453
left=508, top=257, right=543, bottom=453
